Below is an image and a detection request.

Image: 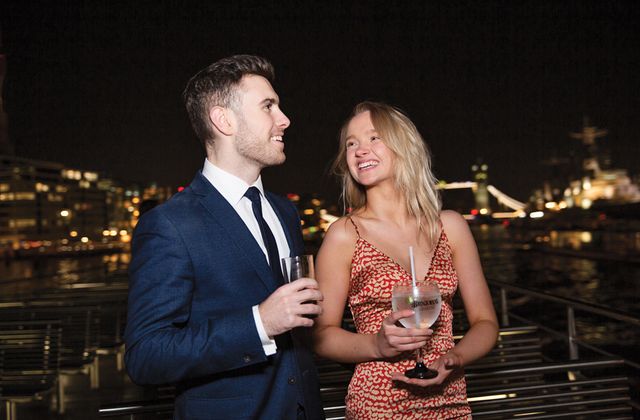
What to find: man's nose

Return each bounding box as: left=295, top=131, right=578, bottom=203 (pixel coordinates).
left=276, top=109, right=290, bottom=129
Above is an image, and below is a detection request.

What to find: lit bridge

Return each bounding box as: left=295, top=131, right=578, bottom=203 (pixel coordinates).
left=437, top=181, right=527, bottom=217
left=315, top=180, right=528, bottom=231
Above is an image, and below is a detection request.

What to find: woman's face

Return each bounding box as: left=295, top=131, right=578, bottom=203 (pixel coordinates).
left=344, top=111, right=395, bottom=187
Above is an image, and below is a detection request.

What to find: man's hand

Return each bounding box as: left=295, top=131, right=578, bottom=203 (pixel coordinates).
left=259, top=278, right=324, bottom=337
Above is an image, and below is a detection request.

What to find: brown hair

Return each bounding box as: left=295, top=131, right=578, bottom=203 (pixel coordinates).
left=183, top=55, right=274, bottom=146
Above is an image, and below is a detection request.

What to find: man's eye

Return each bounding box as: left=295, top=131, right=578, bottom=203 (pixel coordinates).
left=265, top=103, right=273, bottom=110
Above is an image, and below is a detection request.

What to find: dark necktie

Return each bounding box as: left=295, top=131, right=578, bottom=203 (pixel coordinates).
left=244, top=187, right=284, bottom=284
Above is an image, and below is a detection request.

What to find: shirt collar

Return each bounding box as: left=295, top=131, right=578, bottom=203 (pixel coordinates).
left=202, top=158, right=265, bottom=205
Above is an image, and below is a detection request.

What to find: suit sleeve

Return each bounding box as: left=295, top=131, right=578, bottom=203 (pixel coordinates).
left=124, top=208, right=268, bottom=385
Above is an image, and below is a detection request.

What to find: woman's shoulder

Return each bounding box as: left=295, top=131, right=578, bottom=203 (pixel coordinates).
left=324, top=216, right=360, bottom=244
left=440, top=210, right=472, bottom=247
left=440, top=209, right=467, bottom=228
left=317, top=216, right=360, bottom=264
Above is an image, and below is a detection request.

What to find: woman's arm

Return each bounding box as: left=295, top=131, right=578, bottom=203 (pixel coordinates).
left=313, top=218, right=431, bottom=364
left=443, top=210, right=499, bottom=365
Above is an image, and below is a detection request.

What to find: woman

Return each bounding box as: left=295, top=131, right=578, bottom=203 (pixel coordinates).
left=313, top=101, right=498, bottom=419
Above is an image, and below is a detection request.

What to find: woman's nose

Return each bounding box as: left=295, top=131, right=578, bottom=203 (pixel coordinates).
left=355, top=144, right=369, bottom=156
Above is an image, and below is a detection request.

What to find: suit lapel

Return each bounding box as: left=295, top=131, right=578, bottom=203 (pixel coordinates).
left=190, top=173, right=279, bottom=292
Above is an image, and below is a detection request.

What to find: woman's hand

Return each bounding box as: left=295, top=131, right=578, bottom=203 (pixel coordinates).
left=374, top=310, right=433, bottom=359
left=390, top=350, right=464, bottom=387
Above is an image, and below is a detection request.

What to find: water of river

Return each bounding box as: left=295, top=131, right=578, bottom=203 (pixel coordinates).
left=473, top=224, right=640, bottom=363
left=474, top=225, right=640, bottom=316
left=0, top=253, right=130, bottom=297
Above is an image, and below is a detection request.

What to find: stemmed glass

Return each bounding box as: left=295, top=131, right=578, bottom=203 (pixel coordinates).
left=392, top=280, right=442, bottom=379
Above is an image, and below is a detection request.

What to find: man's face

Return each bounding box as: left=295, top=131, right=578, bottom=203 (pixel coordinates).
left=232, top=75, right=291, bottom=170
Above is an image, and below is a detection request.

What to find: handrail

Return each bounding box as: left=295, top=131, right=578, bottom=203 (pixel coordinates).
left=465, top=359, right=625, bottom=378
left=488, top=279, right=640, bottom=327
left=0, top=265, right=128, bottom=286
left=506, top=311, right=640, bottom=369
left=488, top=278, right=640, bottom=370
left=99, top=398, right=174, bottom=417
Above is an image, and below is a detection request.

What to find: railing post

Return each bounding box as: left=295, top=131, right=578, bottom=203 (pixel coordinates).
left=500, top=288, right=510, bottom=327
left=567, top=306, right=579, bottom=360
left=6, top=400, right=17, bottom=420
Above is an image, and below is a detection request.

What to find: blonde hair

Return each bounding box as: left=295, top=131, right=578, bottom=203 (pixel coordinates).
left=333, top=101, right=442, bottom=246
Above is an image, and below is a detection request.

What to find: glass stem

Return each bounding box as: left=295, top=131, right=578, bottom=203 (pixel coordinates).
left=416, top=347, right=423, bottom=364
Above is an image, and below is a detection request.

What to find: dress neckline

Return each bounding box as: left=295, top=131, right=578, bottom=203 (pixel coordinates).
left=355, top=231, right=444, bottom=281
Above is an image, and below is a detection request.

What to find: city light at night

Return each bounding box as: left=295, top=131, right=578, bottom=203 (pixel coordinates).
left=0, top=2, right=638, bottom=419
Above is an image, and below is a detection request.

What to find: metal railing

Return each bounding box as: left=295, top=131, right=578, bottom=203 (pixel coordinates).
left=97, top=280, right=639, bottom=418
left=490, top=278, right=640, bottom=370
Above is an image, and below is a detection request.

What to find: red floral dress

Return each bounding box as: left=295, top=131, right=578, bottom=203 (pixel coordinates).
left=345, top=219, right=471, bottom=419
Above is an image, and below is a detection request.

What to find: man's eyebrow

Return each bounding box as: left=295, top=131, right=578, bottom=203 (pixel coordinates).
left=260, top=97, right=279, bottom=105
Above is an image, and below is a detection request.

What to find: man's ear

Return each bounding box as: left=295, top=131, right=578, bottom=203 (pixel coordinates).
left=209, top=106, right=234, bottom=136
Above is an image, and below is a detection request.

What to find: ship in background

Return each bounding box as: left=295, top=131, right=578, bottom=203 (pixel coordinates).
left=529, top=118, right=640, bottom=222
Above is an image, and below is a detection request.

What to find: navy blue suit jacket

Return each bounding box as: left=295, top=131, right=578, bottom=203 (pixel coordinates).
left=124, top=172, right=324, bottom=420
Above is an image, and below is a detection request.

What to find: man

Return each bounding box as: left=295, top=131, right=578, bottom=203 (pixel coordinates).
left=124, top=55, right=325, bottom=420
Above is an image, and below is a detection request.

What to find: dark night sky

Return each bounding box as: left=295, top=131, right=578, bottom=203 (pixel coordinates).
left=1, top=1, right=639, bottom=206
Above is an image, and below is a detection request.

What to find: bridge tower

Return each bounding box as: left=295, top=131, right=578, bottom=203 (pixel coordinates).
left=471, top=161, right=491, bottom=214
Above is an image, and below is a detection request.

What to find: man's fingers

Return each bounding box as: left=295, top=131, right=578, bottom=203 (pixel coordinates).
left=299, top=302, right=323, bottom=316
left=260, top=278, right=326, bottom=336
left=297, top=288, right=323, bottom=303
left=278, top=280, right=323, bottom=304
left=288, top=277, right=319, bottom=290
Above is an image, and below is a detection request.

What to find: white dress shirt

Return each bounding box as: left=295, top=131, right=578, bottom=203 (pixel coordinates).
left=202, top=158, right=290, bottom=356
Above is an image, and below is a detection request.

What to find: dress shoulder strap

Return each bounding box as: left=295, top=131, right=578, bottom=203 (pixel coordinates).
left=346, top=216, right=361, bottom=238
left=424, top=223, right=445, bottom=279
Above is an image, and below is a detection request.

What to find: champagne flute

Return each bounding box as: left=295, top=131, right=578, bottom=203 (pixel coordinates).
left=391, top=248, right=442, bottom=379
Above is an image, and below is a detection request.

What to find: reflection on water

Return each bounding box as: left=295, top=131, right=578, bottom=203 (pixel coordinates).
left=474, top=225, right=640, bottom=316
left=0, top=253, right=130, bottom=297
left=473, top=225, right=640, bottom=362
left=512, top=228, right=640, bottom=257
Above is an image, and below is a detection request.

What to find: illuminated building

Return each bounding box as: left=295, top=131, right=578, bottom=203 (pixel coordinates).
left=533, top=119, right=640, bottom=213
left=0, top=155, right=133, bottom=248
left=0, top=156, right=67, bottom=242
